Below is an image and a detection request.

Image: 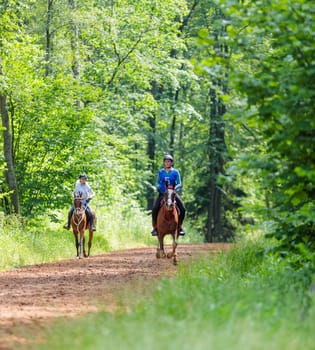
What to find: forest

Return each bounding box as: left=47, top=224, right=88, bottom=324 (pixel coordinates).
left=1, top=1, right=315, bottom=349
left=1, top=0, right=314, bottom=254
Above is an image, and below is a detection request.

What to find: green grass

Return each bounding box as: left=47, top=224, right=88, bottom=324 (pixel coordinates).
left=0, top=206, right=152, bottom=270
left=0, top=204, right=202, bottom=271
left=28, top=239, right=315, bottom=350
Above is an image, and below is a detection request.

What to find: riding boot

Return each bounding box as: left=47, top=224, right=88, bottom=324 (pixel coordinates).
left=151, top=223, right=158, bottom=236
left=86, top=207, right=96, bottom=232
left=90, top=215, right=96, bottom=232
left=176, top=195, right=186, bottom=235
left=178, top=221, right=185, bottom=236
left=63, top=207, right=74, bottom=230
left=151, top=195, right=162, bottom=236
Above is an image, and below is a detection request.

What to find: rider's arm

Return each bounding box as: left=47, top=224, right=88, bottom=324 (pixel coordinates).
left=156, top=170, right=164, bottom=193
left=86, top=183, right=95, bottom=200
left=174, top=170, right=182, bottom=192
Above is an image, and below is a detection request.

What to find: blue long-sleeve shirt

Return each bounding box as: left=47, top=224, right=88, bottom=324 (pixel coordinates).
left=156, top=167, right=182, bottom=194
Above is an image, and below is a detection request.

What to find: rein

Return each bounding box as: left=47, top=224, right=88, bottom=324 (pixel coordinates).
left=73, top=198, right=86, bottom=230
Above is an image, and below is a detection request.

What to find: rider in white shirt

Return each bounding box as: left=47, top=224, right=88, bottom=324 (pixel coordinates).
left=63, top=174, right=96, bottom=231
left=73, top=177, right=95, bottom=202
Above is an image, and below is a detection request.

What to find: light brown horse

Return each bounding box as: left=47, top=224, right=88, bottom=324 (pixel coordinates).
left=71, top=192, right=96, bottom=259
left=156, top=182, right=179, bottom=265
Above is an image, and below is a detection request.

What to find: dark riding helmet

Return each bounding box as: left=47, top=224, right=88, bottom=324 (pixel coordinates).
left=163, top=154, right=174, bottom=162
left=79, top=173, right=87, bottom=180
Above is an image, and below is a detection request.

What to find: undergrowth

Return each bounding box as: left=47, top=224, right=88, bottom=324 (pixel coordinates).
left=29, top=239, right=315, bottom=350
left=0, top=202, right=202, bottom=271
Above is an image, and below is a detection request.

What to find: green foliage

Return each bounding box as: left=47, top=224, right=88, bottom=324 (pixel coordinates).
left=31, top=239, right=315, bottom=350
left=0, top=197, right=203, bottom=271
left=0, top=213, right=75, bottom=269
left=1, top=0, right=241, bottom=240
left=1, top=0, right=196, bottom=220
left=2, top=0, right=314, bottom=248
left=0, top=204, right=153, bottom=271
left=207, top=0, right=315, bottom=251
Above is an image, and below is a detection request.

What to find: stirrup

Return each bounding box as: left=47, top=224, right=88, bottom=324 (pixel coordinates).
left=63, top=224, right=70, bottom=230
left=151, top=228, right=158, bottom=236
left=179, top=228, right=185, bottom=236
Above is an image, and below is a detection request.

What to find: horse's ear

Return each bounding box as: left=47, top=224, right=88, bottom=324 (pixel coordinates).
left=165, top=179, right=169, bottom=187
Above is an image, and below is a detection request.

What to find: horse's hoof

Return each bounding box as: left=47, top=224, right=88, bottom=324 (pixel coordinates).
left=156, top=250, right=166, bottom=259
left=166, top=252, right=173, bottom=259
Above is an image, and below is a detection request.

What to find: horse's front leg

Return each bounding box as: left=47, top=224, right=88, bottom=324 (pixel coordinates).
left=156, top=234, right=166, bottom=259
left=73, top=232, right=79, bottom=258
left=83, top=236, right=87, bottom=257
left=79, top=231, right=84, bottom=259
left=166, top=232, right=178, bottom=264
left=172, top=233, right=178, bottom=265
left=86, top=229, right=93, bottom=257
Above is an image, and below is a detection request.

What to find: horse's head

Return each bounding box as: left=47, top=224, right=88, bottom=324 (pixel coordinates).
left=164, top=185, right=176, bottom=211
left=73, top=192, right=84, bottom=210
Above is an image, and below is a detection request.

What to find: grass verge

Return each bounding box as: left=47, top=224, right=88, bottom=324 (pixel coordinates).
left=0, top=204, right=203, bottom=271
left=28, top=239, right=315, bottom=350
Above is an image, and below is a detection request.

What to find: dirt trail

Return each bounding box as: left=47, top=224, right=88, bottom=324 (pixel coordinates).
left=0, top=243, right=231, bottom=349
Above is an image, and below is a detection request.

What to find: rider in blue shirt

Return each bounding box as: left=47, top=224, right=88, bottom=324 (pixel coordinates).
left=151, top=154, right=186, bottom=236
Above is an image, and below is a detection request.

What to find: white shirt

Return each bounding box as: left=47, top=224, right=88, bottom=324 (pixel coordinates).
left=73, top=180, right=95, bottom=201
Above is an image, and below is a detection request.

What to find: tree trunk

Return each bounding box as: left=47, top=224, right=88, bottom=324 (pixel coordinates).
left=69, top=0, right=80, bottom=81
left=45, top=0, right=54, bottom=76
left=146, top=113, right=156, bottom=210
left=146, top=81, right=162, bottom=210
left=169, top=90, right=179, bottom=155
left=178, top=119, right=185, bottom=191
left=205, top=85, right=225, bottom=242
left=0, top=94, right=20, bottom=214
left=69, top=0, right=82, bottom=109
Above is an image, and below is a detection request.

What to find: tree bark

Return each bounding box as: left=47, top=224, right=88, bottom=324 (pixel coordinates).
left=69, top=0, right=83, bottom=109
left=206, top=84, right=225, bottom=242
left=69, top=0, right=80, bottom=81
left=146, top=112, right=156, bottom=210
left=0, top=94, right=20, bottom=214
left=146, top=81, right=162, bottom=210
left=45, top=0, right=54, bottom=76
left=169, top=89, right=179, bottom=155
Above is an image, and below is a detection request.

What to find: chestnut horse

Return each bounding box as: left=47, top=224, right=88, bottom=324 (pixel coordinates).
left=156, top=182, right=179, bottom=265
left=71, top=192, right=96, bottom=259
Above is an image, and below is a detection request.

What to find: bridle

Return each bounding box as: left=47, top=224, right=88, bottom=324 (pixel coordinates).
left=164, top=186, right=176, bottom=211
left=73, top=194, right=86, bottom=229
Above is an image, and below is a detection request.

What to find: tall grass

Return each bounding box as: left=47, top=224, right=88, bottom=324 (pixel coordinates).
left=30, top=239, right=315, bottom=350
left=0, top=206, right=149, bottom=271
left=0, top=204, right=202, bottom=271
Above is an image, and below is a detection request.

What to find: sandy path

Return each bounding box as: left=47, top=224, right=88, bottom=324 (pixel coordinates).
left=0, top=243, right=231, bottom=349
